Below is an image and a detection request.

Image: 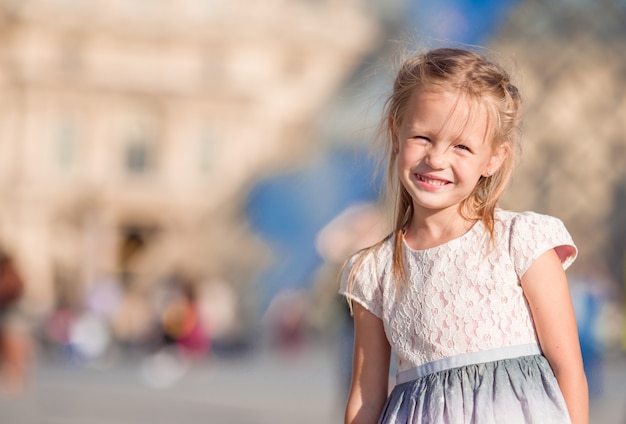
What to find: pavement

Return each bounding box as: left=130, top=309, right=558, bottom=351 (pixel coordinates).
left=0, top=342, right=344, bottom=424
left=587, top=350, right=626, bottom=424
left=0, top=343, right=624, bottom=424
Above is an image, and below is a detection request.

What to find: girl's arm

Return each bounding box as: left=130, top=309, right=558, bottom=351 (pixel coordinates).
left=521, top=248, right=589, bottom=424
left=345, top=302, right=391, bottom=424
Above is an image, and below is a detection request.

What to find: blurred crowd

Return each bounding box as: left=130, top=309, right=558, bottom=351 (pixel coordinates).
left=0, top=241, right=625, bottom=399
left=0, top=244, right=351, bottom=394
left=0, top=248, right=250, bottom=391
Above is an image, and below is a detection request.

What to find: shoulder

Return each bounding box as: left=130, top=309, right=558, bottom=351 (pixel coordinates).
left=497, top=209, right=577, bottom=275
left=496, top=209, right=560, bottom=222
left=343, top=235, right=394, bottom=275
left=495, top=209, right=565, bottom=230
left=339, top=235, right=394, bottom=319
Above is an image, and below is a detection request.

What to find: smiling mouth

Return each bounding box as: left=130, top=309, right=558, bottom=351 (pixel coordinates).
left=416, top=174, right=450, bottom=186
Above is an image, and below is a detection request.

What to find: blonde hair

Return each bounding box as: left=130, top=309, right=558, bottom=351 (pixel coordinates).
left=346, top=47, right=522, bottom=295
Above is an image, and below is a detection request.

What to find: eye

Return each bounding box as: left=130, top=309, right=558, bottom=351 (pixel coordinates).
left=413, top=135, right=431, bottom=142
left=454, top=144, right=472, bottom=152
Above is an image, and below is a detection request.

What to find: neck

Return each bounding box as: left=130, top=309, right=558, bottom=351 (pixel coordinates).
left=404, top=207, right=474, bottom=250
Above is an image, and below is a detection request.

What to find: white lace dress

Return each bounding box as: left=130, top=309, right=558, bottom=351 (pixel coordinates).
left=339, top=210, right=578, bottom=424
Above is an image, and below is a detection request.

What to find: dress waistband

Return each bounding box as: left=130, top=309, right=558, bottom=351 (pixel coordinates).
left=395, top=343, right=542, bottom=385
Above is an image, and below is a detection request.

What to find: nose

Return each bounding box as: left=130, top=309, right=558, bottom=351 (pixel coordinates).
left=424, top=146, right=448, bottom=169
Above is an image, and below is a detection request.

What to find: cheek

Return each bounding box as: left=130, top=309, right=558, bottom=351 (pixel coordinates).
left=398, top=144, right=423, bottom=162
left=396, top=155, right=408, bottom=175
left=455, top=160, right=485, bottom=180
left=396, top=151, right=418, bottom=173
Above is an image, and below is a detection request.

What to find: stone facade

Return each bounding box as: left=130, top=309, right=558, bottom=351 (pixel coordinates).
left=493, top=1, right=626, bottom=282
left=0, top=0, right=380, bottom=317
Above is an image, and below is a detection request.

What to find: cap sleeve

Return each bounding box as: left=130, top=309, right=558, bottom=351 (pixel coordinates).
left=509, top=211, right=578, bottom=278
left=338, top=249, right=384, bottom=319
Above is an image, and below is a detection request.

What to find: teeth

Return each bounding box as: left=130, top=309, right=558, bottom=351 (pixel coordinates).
left=419, top=175, right=447, bottom=186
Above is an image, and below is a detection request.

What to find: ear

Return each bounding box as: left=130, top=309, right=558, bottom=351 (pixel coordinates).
left=485, top=143, right=509, bottom=176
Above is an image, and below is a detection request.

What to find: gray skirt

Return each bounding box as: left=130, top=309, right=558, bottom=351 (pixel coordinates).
left=379, top=352, right=571, bottom=424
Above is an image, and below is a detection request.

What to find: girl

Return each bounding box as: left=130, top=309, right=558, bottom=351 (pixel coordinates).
left=339, top=48, right=588, bottom=424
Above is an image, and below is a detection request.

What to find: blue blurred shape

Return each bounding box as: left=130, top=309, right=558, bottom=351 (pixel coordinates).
left=408, top=0, right=521, bottom=45
left=245, top=148, right=380, bottom=310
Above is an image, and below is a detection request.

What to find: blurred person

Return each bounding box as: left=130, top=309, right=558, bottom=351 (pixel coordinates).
left=623, top=252, right=626, bottom=354
left=570, top=265, right=613, bottom=399
left=197, top=278, right=242, bottom=356
left=140, top=277, right=210, bottom=388
left=159, top=278, right=210, bottom=361
left=264, top=289, right=309, bottom=359
left=340, top=48, right=588, bottom=423
left=110, top=288, right=154, bottom=356
left=575, top=289, right=602, bottom=397
left=85, top=274, right=123, bottom=323
left=42, top=298, right=77, bottom=363
left=0, top=251, right=33, bottom=395
left=337, top=298, right=354, bottom=406
left=68, top=311, right=113, bottom=364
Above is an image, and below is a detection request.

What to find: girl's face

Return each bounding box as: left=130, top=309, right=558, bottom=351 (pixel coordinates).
left=393, top=89, right=506, bottom=217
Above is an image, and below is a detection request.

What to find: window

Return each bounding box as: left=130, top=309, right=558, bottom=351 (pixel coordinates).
left=123, top=120, right=158, bottom=176
left=54, top=115, right=80, bottom=171
left=126, top=141, right=148, bottom=174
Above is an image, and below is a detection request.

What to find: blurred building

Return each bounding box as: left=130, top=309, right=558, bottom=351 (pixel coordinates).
left=493, top=1, right=626, bottom=282
left=0, top=0, right=380, bottom=320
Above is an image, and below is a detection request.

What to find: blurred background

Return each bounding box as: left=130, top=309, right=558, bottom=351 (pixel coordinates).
left=0, top=0, right=624, bottom=423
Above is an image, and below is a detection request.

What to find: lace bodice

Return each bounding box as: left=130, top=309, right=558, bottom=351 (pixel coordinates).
left=339, top=210, right=577, bottom=374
